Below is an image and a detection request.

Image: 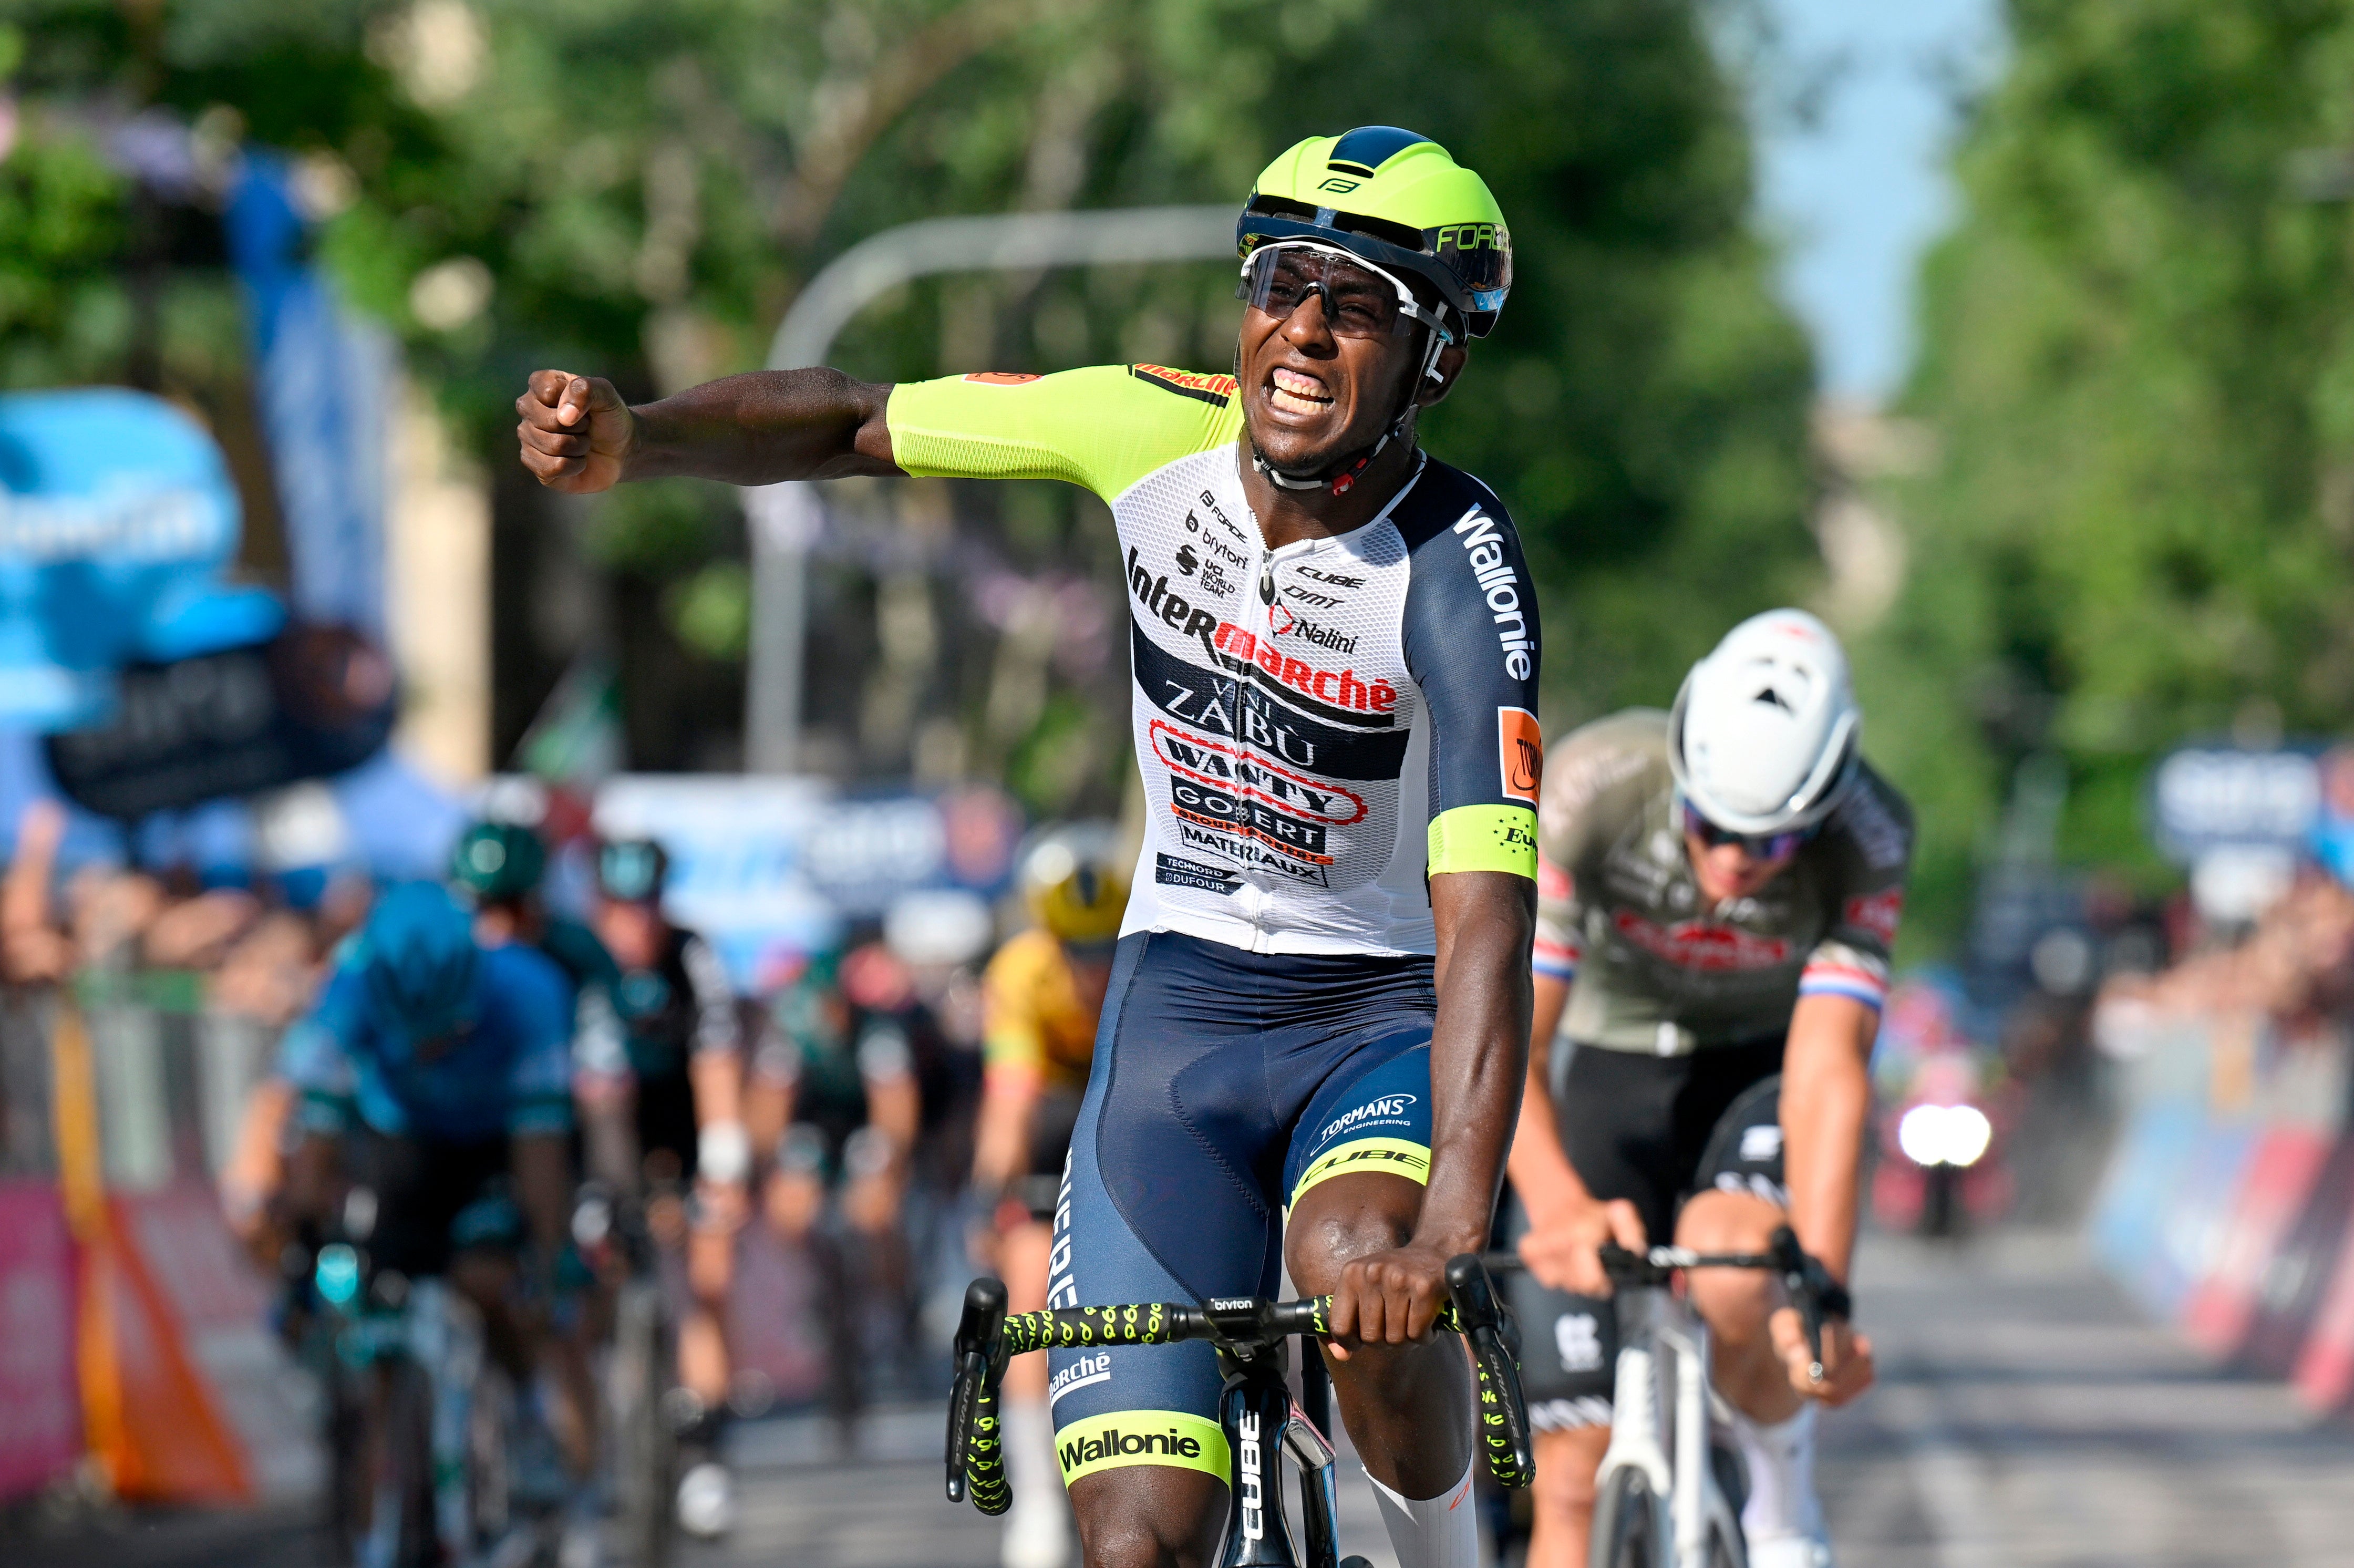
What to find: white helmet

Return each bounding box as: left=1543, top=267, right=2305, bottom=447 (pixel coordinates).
left=1668, top=608, right=1860, bottom=837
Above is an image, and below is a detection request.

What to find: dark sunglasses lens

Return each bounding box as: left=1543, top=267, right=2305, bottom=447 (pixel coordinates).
left=1241, top=251, right=1406, bottom=338
left=1684, top=805, right=1800, bottom=859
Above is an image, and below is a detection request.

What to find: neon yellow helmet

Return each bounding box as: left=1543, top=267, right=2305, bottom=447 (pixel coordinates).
left=1019, top=824, right=1129, bottom=947
left=1239, top=127, right=1513, bottom=339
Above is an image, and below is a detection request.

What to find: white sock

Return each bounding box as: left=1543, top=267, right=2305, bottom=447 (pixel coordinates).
left=1000, top=1396, right=1070, bottom=1568
left=1365, top=1457, right=1482, bottom=1568
left=1722, top=1401, right=1823, bottom=1543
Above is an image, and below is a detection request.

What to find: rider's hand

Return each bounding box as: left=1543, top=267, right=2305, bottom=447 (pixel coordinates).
left=1517, top=1195, right=1646, bottom=1297
left=1325, top=1242, right=1452, bottom=1359
left=1771, top=1306, right=1874, bottom=1407
left=516, top=370, right=634, bottom=492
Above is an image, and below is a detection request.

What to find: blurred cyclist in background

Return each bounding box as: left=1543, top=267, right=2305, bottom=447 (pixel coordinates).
left=1508, top=611, right=1909, bottom=1568
left=451, top=819, right=619, bottom=1007
left=974, top=826, right=1128, bottom=1568
left=572, top=838, right=750, bottom=1540
left=747, top=945, right=922, bottom=1428
left=276, top=882, right=600, bottom=1544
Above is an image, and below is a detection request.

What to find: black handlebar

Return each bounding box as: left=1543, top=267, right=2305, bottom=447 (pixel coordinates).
left=1486, top=1225, right=1852, bottom=1382
left=945, top=1254, right=1533, bottom=1510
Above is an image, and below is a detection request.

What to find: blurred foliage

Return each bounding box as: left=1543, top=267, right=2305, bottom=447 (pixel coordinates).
left=0, top=0, right=1816, bottom=787
left=1862, top=0, right=2354, bottom=942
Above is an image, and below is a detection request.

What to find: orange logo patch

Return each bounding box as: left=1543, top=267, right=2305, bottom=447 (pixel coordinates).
left=1499, top=707, right=1542, bottom=804
left=962, top=373, right=1041, bottom=385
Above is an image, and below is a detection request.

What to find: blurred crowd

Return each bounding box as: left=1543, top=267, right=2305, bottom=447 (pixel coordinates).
left=2097, top=873, right=2354, bottom=1034
left=0, top=786, right=1073, bottom=1436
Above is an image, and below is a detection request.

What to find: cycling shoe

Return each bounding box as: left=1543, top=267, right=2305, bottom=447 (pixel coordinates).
left=676, top=1460, right=737, bottom=1540
left=1746, top=1536, right=1834, bottom=1568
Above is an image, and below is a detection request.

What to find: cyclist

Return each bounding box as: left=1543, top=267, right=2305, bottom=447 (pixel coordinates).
left=276, top=882, right=599, bottom=1539
left=749, top=945, right=924, bottom=1423
left=520, top=125, right=1537, bottom=1568
left=1505, top=610, right=1907, bottom=1568
left=975, top=826, right=1128, bottom=1568
left=451, top=818, right=620, bottom=1006
left=574, top=837, right=751, bottom=1540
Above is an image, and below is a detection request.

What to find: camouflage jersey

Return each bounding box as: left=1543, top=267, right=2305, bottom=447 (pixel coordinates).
left=1533, top=709, right=1912, bottom=1054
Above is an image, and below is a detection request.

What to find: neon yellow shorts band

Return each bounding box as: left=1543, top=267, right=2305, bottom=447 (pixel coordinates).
left=1288, top=1135, right=1431, bottom=1211
left=1055, top=1410, right=1228, bottom=1486
left=1428, top=804, right=1538, bottom=878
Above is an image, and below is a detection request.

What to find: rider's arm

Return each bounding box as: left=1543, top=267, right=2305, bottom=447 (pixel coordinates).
left=1422, top=871, right=1536, bottom=1263
left=1783, top=775, right=1913, bottom=1287
left=1779, top=994, right=1877, bottom=1283
left=1504, top=972, right=1583, bottom=1219
left=1329, top=481, right=1542, bottom=1342
left=273, top=967, right=369, bottom=1226
left=517, top=368, right=901, bottom=490
left=679, top=937, right=751, bottom=1196
left=972, top=939, right=1048, bottom=1196
left=1507, top=850, right=1584, bottom=1221
left=504, top=952, right=584, bottom=1273
left=570, top=986, right=641, bottom=1191
left=519, top=362, right=1233, bottom=501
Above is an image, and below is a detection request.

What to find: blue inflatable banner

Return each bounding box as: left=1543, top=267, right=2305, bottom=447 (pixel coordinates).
left=0, top=388, right=283, bottom=730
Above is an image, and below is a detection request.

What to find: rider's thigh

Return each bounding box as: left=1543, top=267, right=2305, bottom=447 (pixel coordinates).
left=1068, top=1464, right=1226, bottom=1568
left=1672, top=1188, right=1784, bottom=1332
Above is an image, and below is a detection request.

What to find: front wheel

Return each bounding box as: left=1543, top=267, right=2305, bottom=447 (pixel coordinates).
left=1587, top=1467, right=1659, bottom=1568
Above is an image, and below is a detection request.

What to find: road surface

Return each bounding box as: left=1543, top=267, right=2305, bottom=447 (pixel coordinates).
left=14, top=1227, right=2354, bottom=1566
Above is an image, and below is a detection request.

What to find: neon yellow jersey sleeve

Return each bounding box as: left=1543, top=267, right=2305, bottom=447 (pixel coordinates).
left=887, top=365, right=1243, bottom=502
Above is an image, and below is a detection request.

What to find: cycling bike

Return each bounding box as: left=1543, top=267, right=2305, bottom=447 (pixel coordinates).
left=570, top=1182, right=678, bottom=1568
left=302, top=1239, right=569, bottom=1568
left=944, top=1255, right=1533, bottom=1568
left=1499, top=1227, right=1842, bottom=1568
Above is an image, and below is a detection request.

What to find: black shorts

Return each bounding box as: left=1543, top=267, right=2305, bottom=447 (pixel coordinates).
left=1048, top=931, right=1437, bottom=1486
left=635, top=1068, right=700, bottom=1184
left=1511, top=1038, right=1788, bottom=1431
left=1016, top=1088, right=1085, bottom=1220
left=347, top=1131, right=518, bottom=1280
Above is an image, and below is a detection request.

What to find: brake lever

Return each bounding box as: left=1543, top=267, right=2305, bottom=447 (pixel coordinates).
left=946, top=1276, right=1008, bottom=1503
left=1769, top=1226, right=1829, bottom=1384
left=1445, top=1253, right=1533, bottom=1489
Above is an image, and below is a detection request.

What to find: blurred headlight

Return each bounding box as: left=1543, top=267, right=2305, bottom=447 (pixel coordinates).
left=1897, top=1102, right=1994, bottom=1169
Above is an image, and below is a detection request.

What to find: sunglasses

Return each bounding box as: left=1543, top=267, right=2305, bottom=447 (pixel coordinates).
left=1237, top=244, right=1454, bottom=343
left=1681, top=802, right=1810, bottom=862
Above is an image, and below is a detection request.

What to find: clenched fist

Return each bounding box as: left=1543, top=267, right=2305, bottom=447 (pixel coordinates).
left=515, top=370, right=634, bottom=493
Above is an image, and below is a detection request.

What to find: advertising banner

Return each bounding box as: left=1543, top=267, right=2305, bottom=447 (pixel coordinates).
left=0, top=389, right=283, bottom=730
left=227, top=153, right=390, bottom=637
left=44, top=624, right=397, bottom=819
left=592, top=777, right=1024, bottom=990
left=0, top=1179, right=79, bottom=1501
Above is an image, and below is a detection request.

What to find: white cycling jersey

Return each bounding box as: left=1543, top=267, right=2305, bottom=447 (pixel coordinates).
left=887, top=363, right=1543, bottom=955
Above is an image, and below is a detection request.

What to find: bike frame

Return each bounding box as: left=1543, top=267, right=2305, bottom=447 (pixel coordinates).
left=1211, top=1327, right=1340, bottom=1568
left=1591, top=1282, right=1745, bottom=1568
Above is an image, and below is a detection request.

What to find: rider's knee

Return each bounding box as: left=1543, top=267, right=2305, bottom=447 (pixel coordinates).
left=1531, top=1427, right=1605, bottom=1514
left=1283, top=1195, right=1410, bottom=1290
left=1079, top=1514, right=1211, bottom=1568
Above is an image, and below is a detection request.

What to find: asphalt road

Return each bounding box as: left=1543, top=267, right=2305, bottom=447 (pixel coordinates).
left=14, top=1226, right=2354, bottom=1567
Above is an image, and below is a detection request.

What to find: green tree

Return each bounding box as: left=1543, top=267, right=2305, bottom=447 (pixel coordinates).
left=1864, top=0, right=2354, bottom=941
left=2, top=0, right=1815, bottom=792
